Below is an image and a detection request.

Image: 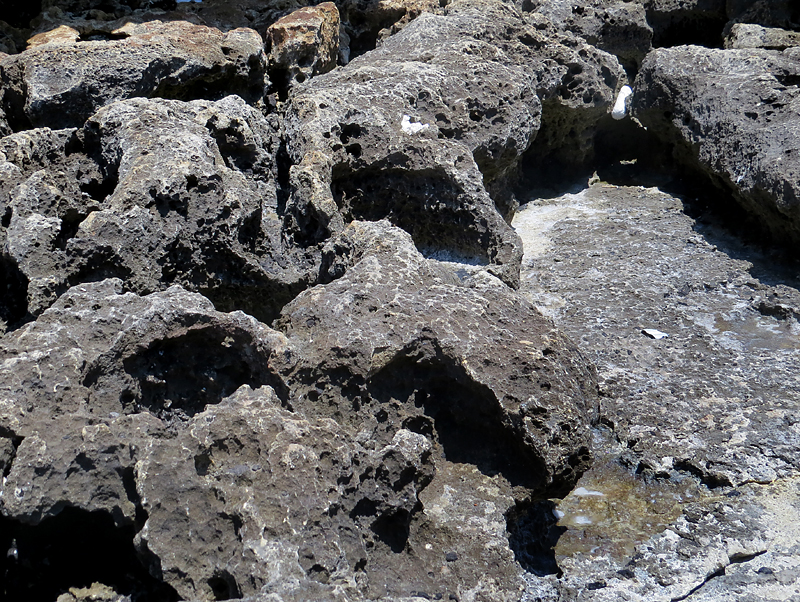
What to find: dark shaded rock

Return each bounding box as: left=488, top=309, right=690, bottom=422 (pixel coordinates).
left=0, top=126, right=105, bottom=328
left=0, top=280, right=291, bottom=524
left=643, top=0, right=728, bottom=47
left=275, top=220, right=599, bottom=497
left=632, top=45, right=800, bottom=246
left=532, top=0, right=653, bottom=74
left=0, top=20, right=267, bottom=131
left=726, top=0, right=800, bottom=30
left=135, top=384, right=434, bottom=600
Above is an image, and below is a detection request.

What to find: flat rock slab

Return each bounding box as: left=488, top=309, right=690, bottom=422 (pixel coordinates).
left=513, top=183, right=800, bottom=600
left=514, top=183, right=800, bottom=487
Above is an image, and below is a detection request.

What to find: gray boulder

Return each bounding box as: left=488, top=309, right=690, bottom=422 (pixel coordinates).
left=283, top=0, right=623, bottom=287
left=724, top=22, right=800, bottom=49
left=1, top=96, right=316, bottom=326
left=275, top=220, right=599, bottom=497
left=531, top=0, right=653, bottom=74
left=0, top=20, right=267, bottom=131
left=632, top=45, right=800, bottom=245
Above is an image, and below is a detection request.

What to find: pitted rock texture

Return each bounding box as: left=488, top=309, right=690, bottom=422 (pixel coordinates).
left=531, top=0, right=653, bottom=74
left=276, top=220, right=599, bottom=496
left=0, top=20, right=267, bottom=131
left=513, top=183, right=800, bottom=602
left=266, top=2, right=341, bottom=89
left=283, top=0, right=623, bottom=287
left=0, top=95, right=316, bottom=326
left=633, top=45, right=800, bottom=246
left=1, top=0, right=800, bottom=600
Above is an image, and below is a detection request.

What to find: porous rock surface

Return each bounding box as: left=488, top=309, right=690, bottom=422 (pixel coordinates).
left=1, top=0, right=800, bottom=601
left=632, top=45, right=800, bottom=245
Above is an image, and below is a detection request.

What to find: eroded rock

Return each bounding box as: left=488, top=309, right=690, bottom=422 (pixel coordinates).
left=267, top=2, right=341, bottom=90
left=0, top=20, right=267, bottom=131
left=632, top=45, right=800, bottom=246
left=283, top=0, right=623, bottom=287
left=275, top=220, right=599, bottom=497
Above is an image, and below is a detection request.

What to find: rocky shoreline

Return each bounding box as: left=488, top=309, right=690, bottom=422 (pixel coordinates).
left=0, top=0, right=798, bottom=600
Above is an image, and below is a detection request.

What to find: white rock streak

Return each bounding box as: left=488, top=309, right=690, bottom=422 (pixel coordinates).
left=611, top=85, right=633, bottom=120
left=401, top=114, right=429, bottom=135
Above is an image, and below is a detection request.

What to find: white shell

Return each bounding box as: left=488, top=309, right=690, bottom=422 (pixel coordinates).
left=401, top=114, right=429, bottom=135
left=611, top=85, right=633, bottom=120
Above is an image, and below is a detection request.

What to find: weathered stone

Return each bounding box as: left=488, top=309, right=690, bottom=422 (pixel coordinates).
left=267, top=2, right=340, bottom=89
left=275, top=220, right=599, bottom=497
left=0, top=96, right=316, bottom=325
left=632, top=45, right=800, bottom=246
left=532, top=0, right=653, bottom=74
left=513, top=183, right=800, bottom=601
left=724, top=22, right=800, bottom=49
left=0, top=20, right=267, bottom=130
left=26, top=24, right=81, bottom=47
left=283, top=0, right=623, bottom=287
left=0, top=280, right=290, bottom=523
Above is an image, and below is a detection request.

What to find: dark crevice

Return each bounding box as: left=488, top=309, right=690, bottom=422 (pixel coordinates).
left=1, top=0, right=42, bottom=29
left=647, top=11, right=728, bottom=49
left=506, top=499, right=566, bottom=576
left=0, top=434, right=23, bottom=478
left=0, top=253, right=30, bottom=332
left=670, top=566, right=726, bottom=602
left=367, top=339, right=549, bottom=492
left=331, top=164, right=491, bottom=265
left=672, top=460, right=732, bottom=489
left=83, top=324, right=289, bottom=421
left=0, top=508, right=179, bottom=602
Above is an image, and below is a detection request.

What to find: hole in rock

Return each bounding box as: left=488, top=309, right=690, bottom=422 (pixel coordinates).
left=0, top=254, right=29, bottom=332
left=370, top=508, right=413, bottom=554
left=121, top=327, right=279, bottom=419
left=0, top=508, right=179, bottom=602
left=54, top=209, right=91, bottom=250
left=647, top=11, right=727, bottom=49
left=207, top=570, right=240, bottom=601
left=84, top=324, right=287, bottom=420
left=367, top=340, right=549, bottom=492
left=331, top=164, right=491, bottom=266
left=506, top=499, right=566, bottom=576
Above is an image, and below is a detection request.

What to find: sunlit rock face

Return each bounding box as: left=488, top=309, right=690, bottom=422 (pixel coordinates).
left=1, top=0, right=800, bottom=601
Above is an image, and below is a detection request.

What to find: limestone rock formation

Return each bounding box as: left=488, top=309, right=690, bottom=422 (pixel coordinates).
left=0, top=20, right=267, bottom=131
left=0, top=0, right=799, bottom=600
left=632, top=45, right=800, bottom=245
left=266, top=2, right=341, bottom=89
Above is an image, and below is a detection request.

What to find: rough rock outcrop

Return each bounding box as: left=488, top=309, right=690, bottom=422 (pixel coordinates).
left=2, top=0, right=800, bottom=600
left=276, top=220, right=598, bottom=495
left=0, top=20, right=267, bottom=130
left=531, top=0, right=653, bottom=74
left=724, top=22, right=800, bottom=49
left=632, top=45, right=800, bottom=245
left=283, top=0, right=623, bottom=287
left=0, top=95, right=316, bottom=326
left=267, top=2, right=341, bottom=90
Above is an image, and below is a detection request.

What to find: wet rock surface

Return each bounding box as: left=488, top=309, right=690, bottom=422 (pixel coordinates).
left=0, top=0, right=799, bottom=601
